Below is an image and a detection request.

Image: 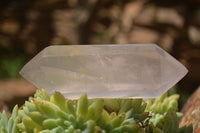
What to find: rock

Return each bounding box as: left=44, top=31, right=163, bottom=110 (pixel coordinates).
left=129, top=27, right=159, bottom=43
left=180, top=86, right=200, bottom=133
left=156, top=8, right=184, bottom=28
left=134, top=5, right=156, bottom=25
left=1, top=20, right=19, bottom=35
left=109, top=5, right=121, bottom=20
left=158, top=34, right=174, bottom=52
left=122, top=1, right=144, bottom=31
left=52, top=10, right=78, bottom=44
left=0, top=79, right=36, bottom=101
left=188, top=26, right=200, bottom=46
left=115, top=33, right=128, bottom=44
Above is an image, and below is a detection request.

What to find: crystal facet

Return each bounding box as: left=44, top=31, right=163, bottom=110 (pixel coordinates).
left=20, top=44, right=188, bottom=99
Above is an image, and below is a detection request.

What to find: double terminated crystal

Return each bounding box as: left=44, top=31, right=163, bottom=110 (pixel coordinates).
left=20, top=44, right=188, bottom=99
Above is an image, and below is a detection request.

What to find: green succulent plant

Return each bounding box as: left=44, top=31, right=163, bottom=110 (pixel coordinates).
left=0, top=89, right=192, bottom=133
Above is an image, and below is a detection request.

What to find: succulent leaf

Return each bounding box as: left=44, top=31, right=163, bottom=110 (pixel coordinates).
left=77, top=94, right=88, bottom=118
left=0, top=89, right=193, bottom=133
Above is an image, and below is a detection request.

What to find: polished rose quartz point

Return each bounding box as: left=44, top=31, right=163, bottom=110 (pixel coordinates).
left=20, top=44, right=188, bottom=99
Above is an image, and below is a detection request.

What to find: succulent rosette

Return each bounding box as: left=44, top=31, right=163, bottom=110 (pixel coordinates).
left=0, top=89, right=192, bottom=133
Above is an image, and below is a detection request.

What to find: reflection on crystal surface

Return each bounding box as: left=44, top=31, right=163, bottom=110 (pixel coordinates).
left=20, top=44, right=188, bottom=99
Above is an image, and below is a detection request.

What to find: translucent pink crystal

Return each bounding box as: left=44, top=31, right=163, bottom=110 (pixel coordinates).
left=20, top=44, right=188, bottom=99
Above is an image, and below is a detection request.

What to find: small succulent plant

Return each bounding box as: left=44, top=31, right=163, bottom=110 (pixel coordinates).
left=0, top=89, right=192, bottom=133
